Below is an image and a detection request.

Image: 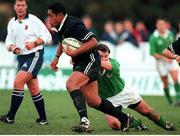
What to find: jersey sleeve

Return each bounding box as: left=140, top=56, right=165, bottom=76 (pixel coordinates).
left=167, top=37, right=180, bottom=55
left=5, top=19, right=15, bottom=50
left=149, top=35, right=157, bottom=56
left=67, top=22, right=96, bottom=43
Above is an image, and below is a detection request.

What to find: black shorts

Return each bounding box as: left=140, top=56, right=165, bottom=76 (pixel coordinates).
left=17, top=49, right=44, bottom=78
left=73, top=51, right=101, bottom=82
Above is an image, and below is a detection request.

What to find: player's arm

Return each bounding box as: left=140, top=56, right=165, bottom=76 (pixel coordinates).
left=101, top=60, right=112, bottom=70
left=71, top=37, right=97, bottom=56
left=162, top=48, right=178, bottom=59
left=163, top=38, right=180, bottom=62
left=5, top=21, right=22, bottom=55
left=50, top=42, right=63, bottom=71
left=25, top=17, right=52, bottom=50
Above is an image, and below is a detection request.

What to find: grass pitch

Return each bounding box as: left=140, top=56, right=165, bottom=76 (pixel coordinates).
left=0, top=90, right=180, bottom=135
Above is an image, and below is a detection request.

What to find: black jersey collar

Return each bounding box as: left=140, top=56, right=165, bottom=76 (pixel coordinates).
left=58, top=14, right=68, bottom=32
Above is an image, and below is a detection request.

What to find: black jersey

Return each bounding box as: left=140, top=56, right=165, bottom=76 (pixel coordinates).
left=57, top=15, right=96, bottom=62
left=167, top=37, right=180, bottom=55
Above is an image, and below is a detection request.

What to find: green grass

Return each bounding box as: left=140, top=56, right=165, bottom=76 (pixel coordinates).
left=0, top=90, right=180, bottom=135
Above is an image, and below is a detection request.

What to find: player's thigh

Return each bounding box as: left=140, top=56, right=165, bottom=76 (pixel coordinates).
left=169, top=70, right=179, bottom=82
left=27, top=78, right=40, bottom=96
left=14, top=70, right=33, bottom=88
left=66, top=71, right=90, bottom=91
left=81, top=81, right=101, bottom=106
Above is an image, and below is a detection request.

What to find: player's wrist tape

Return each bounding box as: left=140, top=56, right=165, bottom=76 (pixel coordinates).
left=55, top=54, right=60, bottom=59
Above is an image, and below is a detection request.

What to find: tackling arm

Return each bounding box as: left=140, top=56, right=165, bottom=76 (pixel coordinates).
left=101, top=60, right=112, bottom=70
left=66, top=37, right=97, bottom=57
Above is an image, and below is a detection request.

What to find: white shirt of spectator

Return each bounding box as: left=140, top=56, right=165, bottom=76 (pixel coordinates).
left=5, top=14, right=52, bottom=55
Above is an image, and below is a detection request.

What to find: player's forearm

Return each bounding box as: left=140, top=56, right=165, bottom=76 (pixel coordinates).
left=55, top=43, right=63, bottom=59
left=163, top=48, right=177, bottom=59
left=8, top=44, right=17, bottom=52
left=34, top=38, right=45, bottom=47
left=153, top=53, right=164, bottom=60
left=73, top=37, right=97, bottom=56
left=101, top=61, right=112, bottom=70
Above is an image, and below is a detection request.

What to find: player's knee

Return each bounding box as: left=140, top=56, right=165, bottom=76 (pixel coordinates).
left=109, top=122, right=121, bottom=130
left=107, top=118, right=121, bottom=130
left=66, top=81, right=77, bottom=91
left=14, top=79, right=25, bottom=88
left=29, top=89, right=39, bottom=96
left=87, top=100, right=100, bottom=108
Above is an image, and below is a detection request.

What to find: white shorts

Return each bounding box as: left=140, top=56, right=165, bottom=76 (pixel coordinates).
left=156, top=60, right=179, bottom=76
left=106, top=84, right=142, bottom=108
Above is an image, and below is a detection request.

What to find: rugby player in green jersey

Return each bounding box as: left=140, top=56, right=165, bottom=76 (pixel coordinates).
left=96, top=43, right=175, bottom=131
left=163, top=36, right=180, bottom=106
left=149, top=18, right=180, bottom=106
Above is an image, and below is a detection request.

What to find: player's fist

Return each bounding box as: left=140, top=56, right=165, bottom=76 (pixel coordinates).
left=175, top=56, right=180, bottom=63
left=50, top=58, right=59, bottom=71
left=9, top=45, right=22, bottom=55
left=25, top=42, right=35, bottom=50
left=13, top=47, right=22, bottom=55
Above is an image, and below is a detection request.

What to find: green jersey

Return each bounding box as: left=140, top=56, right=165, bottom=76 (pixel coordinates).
left=98, top=58, right=125, bottom=99
left=149, top=30, right=174, bottom=56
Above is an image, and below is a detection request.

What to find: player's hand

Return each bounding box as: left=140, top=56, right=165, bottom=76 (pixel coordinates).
left=25, top=42, right=35, bottom=50
left=9, top=45, right=22, bottom=55
left=175, top=56, right=180, bottom=62
left=163, top=56, right=172, bottom=63
left=63, top=45, right=76, bottom=57
left=50, top=58, right=59, bottom=71
left=13, top=47, right=22, bottom=55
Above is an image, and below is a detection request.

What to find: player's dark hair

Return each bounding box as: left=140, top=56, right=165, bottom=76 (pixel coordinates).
left=96, top=44, right=110, bottom=53
left=48, top=2, right=66, bottom=15
left=14, top=0, right=29, bottom=5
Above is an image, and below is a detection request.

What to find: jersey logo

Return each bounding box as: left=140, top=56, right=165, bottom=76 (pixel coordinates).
left=25, top=25, right=28, bottom=30
left=106, top=73, right=113, bottom=78
left=157, top=40, right=163, bottom=45
left=23, top=63, right=27, bottom=68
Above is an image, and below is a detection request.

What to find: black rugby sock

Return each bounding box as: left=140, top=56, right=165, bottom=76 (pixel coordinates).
left=8, top=90, right=24, bottom=120
left=70, top=90, right=88, bottom=121
left=95, top=98, right=128, bottom=124
left=32, top=92, right=47, bottom=120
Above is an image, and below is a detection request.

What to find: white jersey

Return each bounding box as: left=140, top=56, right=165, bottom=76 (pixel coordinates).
left=5, top=14, right=52, bottom=55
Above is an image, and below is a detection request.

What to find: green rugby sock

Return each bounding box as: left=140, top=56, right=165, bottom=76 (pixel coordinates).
left=155, top=116, right=166, bottom=129
left=174, top=83, right=180, bottom=101
left=164, top=88, right=172, bottom=104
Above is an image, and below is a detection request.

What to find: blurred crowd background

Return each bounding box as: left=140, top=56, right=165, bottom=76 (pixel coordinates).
left=1, top=0, right=180, bottom=44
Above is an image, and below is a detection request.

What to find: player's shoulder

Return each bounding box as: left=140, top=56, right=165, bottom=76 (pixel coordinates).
left=8, top=17, right=16, bottom=25
left=110, top=58, right=120, bottom=66
left=67, top=16, right=84, bottom=27
left=28, top=14, right=41, bottom=22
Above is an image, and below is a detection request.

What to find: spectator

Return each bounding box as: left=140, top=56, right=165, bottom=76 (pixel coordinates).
left=82, top=15, right=99, bottom=39
left=123, top=18, right=139, bottom=47
left=135, top=21, right=149, bottom=42
left=100, top=20, right=117, bottom=45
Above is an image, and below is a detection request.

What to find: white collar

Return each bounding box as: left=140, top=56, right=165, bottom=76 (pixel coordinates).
left=58, top=14, right=68, bottom=31
left=51, top=14, right=68, bottom=33
left=153, top=29, right=169, bottom=38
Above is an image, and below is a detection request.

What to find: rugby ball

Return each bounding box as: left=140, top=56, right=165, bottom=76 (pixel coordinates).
left=62, top=37, right=82, bottom=50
